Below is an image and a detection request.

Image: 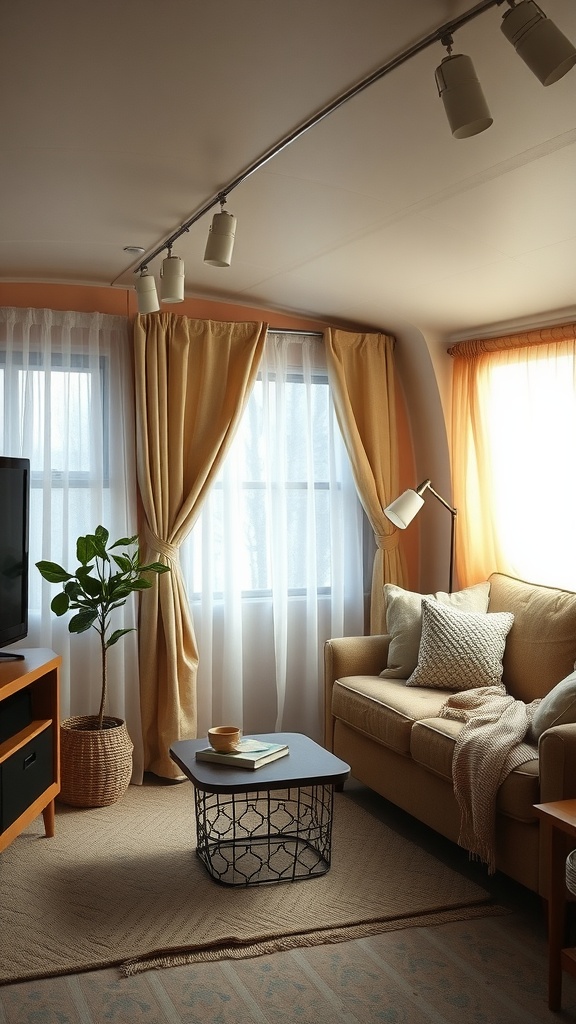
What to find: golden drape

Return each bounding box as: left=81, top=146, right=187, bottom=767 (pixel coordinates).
left=324, top=328, right=406, bottom=633
left=133, top=313, right=268, bottom=778
left=450, top=322, right=576, bottom=587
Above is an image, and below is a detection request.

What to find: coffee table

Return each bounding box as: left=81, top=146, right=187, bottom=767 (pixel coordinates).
left=170, top=732, right=350, bottom=887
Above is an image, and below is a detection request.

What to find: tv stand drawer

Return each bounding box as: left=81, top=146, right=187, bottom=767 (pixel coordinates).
left=0, top=724, right=53, bottom=832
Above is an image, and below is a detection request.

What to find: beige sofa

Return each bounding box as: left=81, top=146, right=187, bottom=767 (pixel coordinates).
left=324, top=573, right=576, bottom=895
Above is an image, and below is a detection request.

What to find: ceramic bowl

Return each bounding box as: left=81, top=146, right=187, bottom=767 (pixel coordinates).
left=208, top=725, right=241, bottom=752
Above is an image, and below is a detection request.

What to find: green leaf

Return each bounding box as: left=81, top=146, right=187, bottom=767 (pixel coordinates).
left=36, top=560, right=71, bottom=584
left=110, top=535, right=138, bottom=550
left=80, top=575, right=103, bottom=599
left=106, top=628, right=134, bottom=649
left=141, top=562, right=171, bottom=574
left=51, top=592, right=70, bottom=616
left=112, top=554, right=133, bottom=573
left=65, top=580, right=85, bottom=601
left=130, top=579, right=152, bottom=591
left=109, top=582, right=135, bottom=600
left=68, top=609, right=98, bottom=634
left=76, top=535, right=97, bottom=566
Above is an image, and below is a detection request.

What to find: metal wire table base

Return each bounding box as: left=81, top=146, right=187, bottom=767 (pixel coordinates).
left=194, top=784, right=335, bottom=886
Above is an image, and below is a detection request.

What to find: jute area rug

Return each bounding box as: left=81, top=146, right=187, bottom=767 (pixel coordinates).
left=0, top=780, right=499, bottom=984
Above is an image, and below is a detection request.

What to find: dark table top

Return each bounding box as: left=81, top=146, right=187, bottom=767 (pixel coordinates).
left=170, top=732, right=350, bottom=794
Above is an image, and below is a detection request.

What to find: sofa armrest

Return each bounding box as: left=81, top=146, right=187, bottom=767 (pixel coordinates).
left=539, top=723, right=576, bottom=803
left=323, top=634, right=391, bottom=750
left=537, top=724, right=576, bottom=896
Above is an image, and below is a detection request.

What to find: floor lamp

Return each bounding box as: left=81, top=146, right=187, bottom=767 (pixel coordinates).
left=384, top=479, right=458, bottom=593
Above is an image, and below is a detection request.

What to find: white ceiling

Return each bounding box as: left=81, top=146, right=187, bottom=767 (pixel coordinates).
left=2, top=0, right=575, bottom=341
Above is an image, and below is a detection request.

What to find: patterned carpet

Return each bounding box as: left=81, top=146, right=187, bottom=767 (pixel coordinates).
left=2, top=913, right=576, bottom=1024
left=2, top=781, right=576, bottom=1022
left=0, top=780, right=496, bottom=984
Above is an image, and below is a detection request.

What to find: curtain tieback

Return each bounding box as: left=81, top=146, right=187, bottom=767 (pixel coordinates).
left=143, top=524, right=180, bottom=565
left=375, top=532, right=399, bottom=553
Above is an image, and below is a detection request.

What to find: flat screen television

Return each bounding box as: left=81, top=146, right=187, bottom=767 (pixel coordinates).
left=0, top=456, right=30, bottom=660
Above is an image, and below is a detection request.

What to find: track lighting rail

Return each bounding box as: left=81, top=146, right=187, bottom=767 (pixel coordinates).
left=134, top=0, right=506, bottom=276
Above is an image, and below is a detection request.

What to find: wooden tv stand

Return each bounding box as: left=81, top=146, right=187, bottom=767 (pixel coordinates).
left=0, top=649, right=61, bottom=851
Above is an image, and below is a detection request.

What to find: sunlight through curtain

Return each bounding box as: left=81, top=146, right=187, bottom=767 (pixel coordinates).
left=450, top=323, right=576, bottom=590
left=0, top=307, right=143, bottom=777
left=180, top=331, right=365, bottom=743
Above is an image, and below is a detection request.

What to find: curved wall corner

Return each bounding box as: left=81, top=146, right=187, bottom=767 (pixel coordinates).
left=393, top=324, right=454, bottom=595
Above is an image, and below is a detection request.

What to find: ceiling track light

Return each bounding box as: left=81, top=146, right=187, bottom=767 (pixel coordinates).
left=129, top=0, right=576, bottom=303
left=435, top=33, right=493, bottom=138
left=160, top=246, right=185, bottom=303
left=501, top=0, right=576, bottom=86
left=203, top=196, right=237, bottom=267
left=135, top=267, right=160, bottom=314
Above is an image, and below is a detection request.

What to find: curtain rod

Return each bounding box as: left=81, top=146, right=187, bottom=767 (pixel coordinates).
left=133, top=0, right=505, bottom=276
left=268, top=328, right=324, bottom=337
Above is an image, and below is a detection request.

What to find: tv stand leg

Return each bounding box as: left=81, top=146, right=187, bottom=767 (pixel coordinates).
left=42, top=800, right=55, bottom=838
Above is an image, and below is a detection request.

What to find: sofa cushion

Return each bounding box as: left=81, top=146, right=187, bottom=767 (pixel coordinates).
left=529, top=669, right=576, bottom=741
left=332, top=676, right=448, bottom=755
left=406, top=598, right=514, bottom=691
left=380, top=581, right=491, bottom=679
left=410, top=717, right=539, bottom=822
left=488, top=573, right=576, bottom=702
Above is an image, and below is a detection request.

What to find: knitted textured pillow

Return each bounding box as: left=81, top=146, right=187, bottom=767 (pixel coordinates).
left=380, top=581, right=491, bottom=679
left=406, top=597, right=514, bottom=691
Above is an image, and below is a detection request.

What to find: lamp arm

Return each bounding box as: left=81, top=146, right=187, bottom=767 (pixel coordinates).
left=416, top=479, right=457, bottom=517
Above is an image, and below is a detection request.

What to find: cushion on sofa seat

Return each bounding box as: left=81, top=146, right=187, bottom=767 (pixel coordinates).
left=529, top=669, right=576, bottom=741
left=406, top=599, right=514, bottom=691
left=380, top=581, right=491, bottom=679
left=488, top=573, right=576, bottom=702
left=332, top=676, right=449, bottom=755
left=410, top=717, right=540, bottom=823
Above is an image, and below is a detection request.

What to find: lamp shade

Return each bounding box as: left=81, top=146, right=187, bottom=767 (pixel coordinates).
left=160, top=254, right=185, bottom=303
left=204, top=210, right=237, bottom=267
left=435, top=53, right=493, bottom=138
left=383, top=489, right=425, bottom=529
left=135, top=270, right=160, bottom=313
left=501, top=1, right=576, bottom=86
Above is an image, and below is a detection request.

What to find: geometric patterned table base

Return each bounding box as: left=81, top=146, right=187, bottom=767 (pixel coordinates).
left=194, top=784, right=335, bottom=886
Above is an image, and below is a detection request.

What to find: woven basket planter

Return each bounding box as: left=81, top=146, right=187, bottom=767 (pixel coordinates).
left=59, top=715, right=133, bottom=808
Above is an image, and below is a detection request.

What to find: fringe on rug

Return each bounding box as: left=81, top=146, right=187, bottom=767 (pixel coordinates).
left=121, top=903, right=508, bottom=976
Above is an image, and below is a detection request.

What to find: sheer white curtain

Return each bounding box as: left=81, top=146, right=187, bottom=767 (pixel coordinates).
left=0, top=307, right=143, bottom=779
left=181, top=331, right=365, bottom=742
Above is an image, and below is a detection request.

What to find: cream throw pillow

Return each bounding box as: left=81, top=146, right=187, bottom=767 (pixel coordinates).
left=406, top=598, right=514, bottom=691
left=529, top=670, right=576, bottom=741
left=380, top=581, right=491, bottom=679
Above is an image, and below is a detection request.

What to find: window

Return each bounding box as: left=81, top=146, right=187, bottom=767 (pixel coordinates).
left=451, top=331, right=576, bottom=590
left=185, top=370, right=338, bottom=597
left=180, top=331, right=364, bottom=742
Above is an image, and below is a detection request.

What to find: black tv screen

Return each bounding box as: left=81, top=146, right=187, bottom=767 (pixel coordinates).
left=0, top=457, right=30, bottom=656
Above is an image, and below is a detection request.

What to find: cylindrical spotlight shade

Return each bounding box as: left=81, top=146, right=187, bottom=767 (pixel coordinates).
left=435, top=53, right=493, bottom=139
left=135, top=271, right=160, bottom=313
left=160, top=254, right=185, bottom=303
left=501, top=1, right=576, bottom=86
left=383, top=489, right=425, bottom=529
left=204, top=210, right=237, bottom=267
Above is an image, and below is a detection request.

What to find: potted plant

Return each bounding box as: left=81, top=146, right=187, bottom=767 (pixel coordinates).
left=36, top=525, right=169, bottom=807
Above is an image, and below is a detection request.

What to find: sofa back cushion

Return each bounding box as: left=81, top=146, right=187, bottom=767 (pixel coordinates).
left=488, top=573, right=576, bottom=702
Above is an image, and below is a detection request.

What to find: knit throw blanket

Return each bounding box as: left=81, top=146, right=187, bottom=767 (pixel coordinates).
left=439, top=686, right=540, bottom=873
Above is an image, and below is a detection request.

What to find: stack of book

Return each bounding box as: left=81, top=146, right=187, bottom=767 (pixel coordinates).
left=195, top=737, right=289, bottom=770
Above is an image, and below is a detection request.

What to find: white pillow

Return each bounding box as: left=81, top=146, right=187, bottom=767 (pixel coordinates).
left=529, top=670, right=576, bottom=741
left=380, top=581, right=491, bottom=679
left=406, top=597, right=514, bottom=691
